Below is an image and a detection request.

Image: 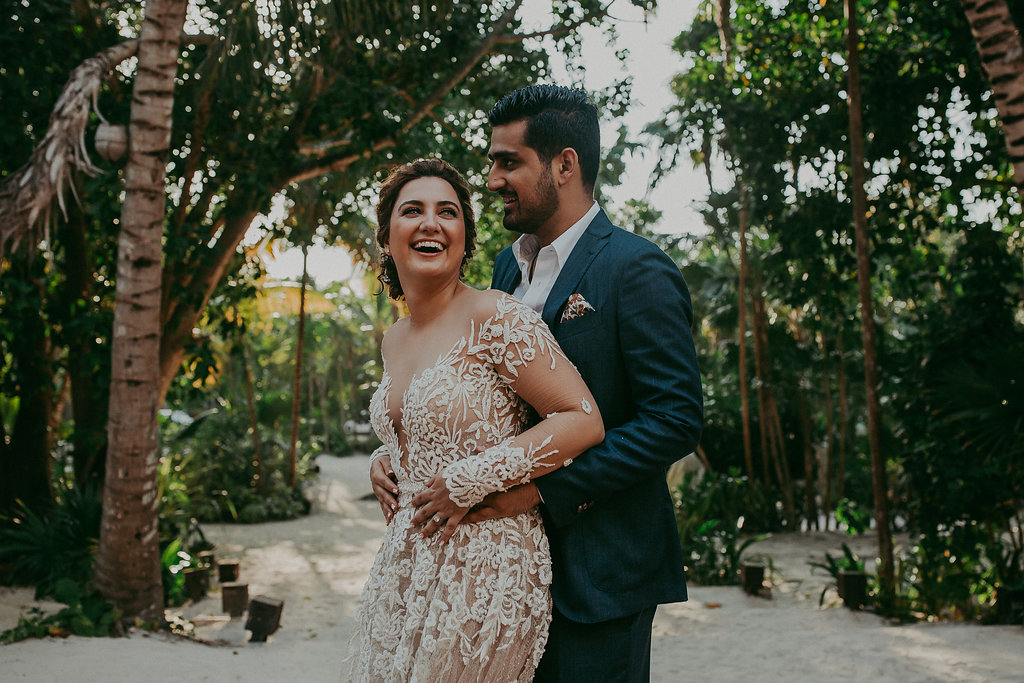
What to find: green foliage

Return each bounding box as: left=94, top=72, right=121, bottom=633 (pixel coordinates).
left=651, top=0, right=1024, bottom=620
left=809, top=542, right=866, bottom=607
left=0, top=578, right=121, bottom=643
left=161, top=403, right=316, bottom=524
left=673, top=468, right=778, bottom=585
left=160, top=538, right=195, bottom=608
left=0, top=483, right=102, bottom=599
left=834, top=498, right=872, bottom=536
left=2, top=0, right=640, bottom=520
left=888, top=227, right=1024, bottom=620
left=811, top=526, right=1022, bottom=622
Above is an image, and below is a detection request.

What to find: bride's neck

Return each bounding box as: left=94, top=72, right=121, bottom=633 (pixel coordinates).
left=405, top=280, right=465, bottom=329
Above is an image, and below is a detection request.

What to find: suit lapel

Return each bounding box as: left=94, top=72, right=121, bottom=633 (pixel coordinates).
left=493, top=249, right=521, bottom=294
left=542, top=211, right=614, bottom=329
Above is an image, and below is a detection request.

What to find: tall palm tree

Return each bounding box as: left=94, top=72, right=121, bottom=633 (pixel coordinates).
left=91, top=0, right=188, bottom=621
left=960, top=0, right=1024, bottom=204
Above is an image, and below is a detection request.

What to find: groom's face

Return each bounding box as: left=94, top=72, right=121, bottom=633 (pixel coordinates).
left=487, top=120, right=559, bottom=237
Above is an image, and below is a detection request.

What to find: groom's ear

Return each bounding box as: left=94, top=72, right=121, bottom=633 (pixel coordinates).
left=555, top=147, right=580, bottom=186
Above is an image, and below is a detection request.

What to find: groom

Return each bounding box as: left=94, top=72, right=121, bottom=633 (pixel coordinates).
left=471, top=85, right=702, bottom=681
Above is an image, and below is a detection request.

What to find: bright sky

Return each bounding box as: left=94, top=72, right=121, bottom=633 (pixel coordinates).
left=262, top=0, right=704, bottom=286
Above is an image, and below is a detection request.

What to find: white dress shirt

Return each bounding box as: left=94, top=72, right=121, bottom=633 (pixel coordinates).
left=511, top=202, right=601, bottom=313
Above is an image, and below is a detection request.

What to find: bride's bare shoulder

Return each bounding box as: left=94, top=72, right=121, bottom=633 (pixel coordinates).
left=381, top=317, right=410, bottom=356
left=465, top=287, right=517, bottom=318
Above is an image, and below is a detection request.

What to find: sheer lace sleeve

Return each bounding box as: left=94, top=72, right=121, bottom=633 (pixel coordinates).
left=368, top=444, right=389, bottom=467
left=441, top=295, right=603, bottom=508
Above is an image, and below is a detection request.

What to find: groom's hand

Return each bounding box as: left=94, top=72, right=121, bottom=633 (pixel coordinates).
left=463, top=483, right=541, bottom=523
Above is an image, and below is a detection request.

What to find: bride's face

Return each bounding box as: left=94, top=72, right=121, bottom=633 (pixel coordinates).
left=386, top=176, right=467, bottom=290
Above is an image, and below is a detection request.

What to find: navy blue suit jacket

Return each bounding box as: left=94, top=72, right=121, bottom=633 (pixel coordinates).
left=491, top=210, right=703, bottom=623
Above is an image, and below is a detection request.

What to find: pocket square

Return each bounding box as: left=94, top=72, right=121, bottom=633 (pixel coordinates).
left=560, top=293, right=596, bottom=323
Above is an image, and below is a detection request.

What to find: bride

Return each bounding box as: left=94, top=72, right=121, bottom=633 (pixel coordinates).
left=347, top=158, right=604, bottom=682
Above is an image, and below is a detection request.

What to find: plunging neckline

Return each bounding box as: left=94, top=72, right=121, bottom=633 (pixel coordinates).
left=382, top=334, right=464, bottom=439
left=380, top=314, right=486, bottom=466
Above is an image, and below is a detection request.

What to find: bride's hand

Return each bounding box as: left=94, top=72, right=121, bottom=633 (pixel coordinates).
left=410, top=476, right=469, bottom=545
left=369, top=454, right=399, bottom=524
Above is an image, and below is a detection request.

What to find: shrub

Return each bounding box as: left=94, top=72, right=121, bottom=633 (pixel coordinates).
left=0, top=482, right=102, bottom=599
left=674, top=468, right=779, bottom=585
left=0, top=578, right=121, bottom=643
left=160, top=404, right=316, bottom=524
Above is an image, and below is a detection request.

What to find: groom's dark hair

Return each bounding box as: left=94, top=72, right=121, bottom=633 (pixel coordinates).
left=488, top=85, right=600, bottom=192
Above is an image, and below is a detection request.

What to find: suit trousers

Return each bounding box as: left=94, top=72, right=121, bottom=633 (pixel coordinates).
left=533, top=605, right=657, bottom=683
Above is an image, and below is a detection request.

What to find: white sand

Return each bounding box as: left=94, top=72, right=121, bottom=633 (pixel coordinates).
left=1, top=454, right=1021, bottom=682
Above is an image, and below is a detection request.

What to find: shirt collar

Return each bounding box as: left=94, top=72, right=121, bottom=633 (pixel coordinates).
left=511, top=202, right=600, bottom=273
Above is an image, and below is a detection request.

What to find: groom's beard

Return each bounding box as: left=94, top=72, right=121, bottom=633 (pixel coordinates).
left=503, top=165, right=559, bottom=235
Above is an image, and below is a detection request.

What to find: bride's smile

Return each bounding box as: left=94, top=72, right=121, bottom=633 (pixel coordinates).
left=386, top=176, right=467, bottom=285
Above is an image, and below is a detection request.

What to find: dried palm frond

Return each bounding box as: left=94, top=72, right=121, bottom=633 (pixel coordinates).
left=0, top=39, right=139, bottom=256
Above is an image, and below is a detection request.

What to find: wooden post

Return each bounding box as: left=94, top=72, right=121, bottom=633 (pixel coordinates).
left=740, top=562, right=765, bottom=596
left=197, top=550, right=216, bottom=569
left=838, top=570, right=867, bottom=609
left=218, top=560, right=240, bottom=583
left=246, top=595, right=284, bottom=642
left=996, top=586, right=1024, bottom=624
left=222, top=582, right=249, bottom=618
left=183, top=567, right=209, bottom=601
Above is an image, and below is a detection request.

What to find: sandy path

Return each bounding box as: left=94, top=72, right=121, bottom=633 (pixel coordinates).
left=1, top=454, right=1021, bottom=682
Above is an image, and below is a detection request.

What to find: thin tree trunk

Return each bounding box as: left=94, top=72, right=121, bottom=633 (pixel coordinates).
left=846, top=0, right=894, bottom=598
left=336, top=359, right=348, bottom=452
left=798, top=396, right=818, bottom=531
left=819, top=332, right=836, bottom=530
left=93, top=0, right=187, bottom=621
left=318, top=371, right=331, bottom=454
left=61, top=201, right=108, bottom=487
left=764, top=392, right=796, bottom=527
left=347, top=344, right=359, bottom=450
left=960, top=0, right=1024, bottom=203
left=695, top=444, right=713, bottom=473
left=288, top=246, right=308, bottom=489
left=836, top=317, right=850, bottom=504
left=716, top=0, right=755, bottom=483
left=307, top=364, right=317, bottom=447
left=749, top=268, right=797, bottom=526
left=239, top=338, right=262, bottom=491
left=737, top=186, right=755, bottom=480
left=0, top=261, right=53, bottom=514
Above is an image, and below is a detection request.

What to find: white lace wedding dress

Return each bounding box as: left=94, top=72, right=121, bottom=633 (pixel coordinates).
left=348, top=293, right=595, bottom=682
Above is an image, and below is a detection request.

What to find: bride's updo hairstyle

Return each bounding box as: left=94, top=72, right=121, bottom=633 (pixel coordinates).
left=375, top=158, right=477, bottom=300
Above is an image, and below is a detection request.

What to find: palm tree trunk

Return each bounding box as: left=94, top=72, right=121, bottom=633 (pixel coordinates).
left=92, top=0, right=187, bottom=621
left=288, top=246, right=308, bottom=489
left=961, top=0, right=1024, bottom=203
left=846, top=0, right=894, bottom=598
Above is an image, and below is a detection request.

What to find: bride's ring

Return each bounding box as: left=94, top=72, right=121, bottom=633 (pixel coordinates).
left=432, top=515, right=442, bottom=524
